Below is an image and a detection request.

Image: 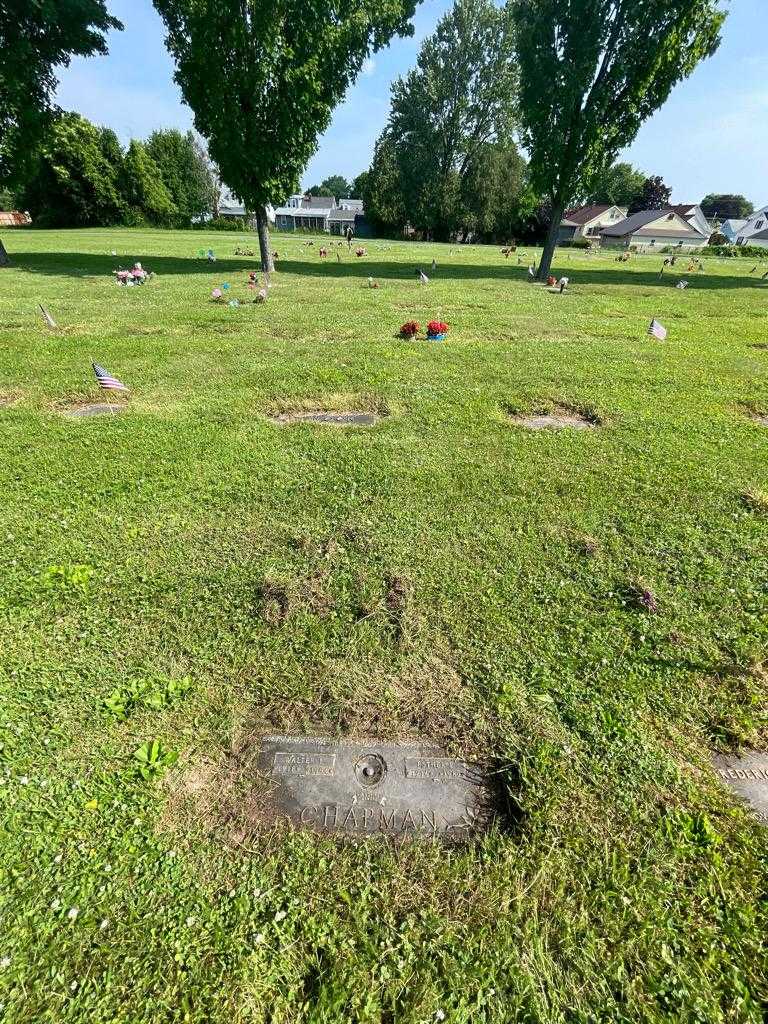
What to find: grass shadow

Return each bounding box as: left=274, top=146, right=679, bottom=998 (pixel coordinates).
left=7, top=251, right=766, bottom=292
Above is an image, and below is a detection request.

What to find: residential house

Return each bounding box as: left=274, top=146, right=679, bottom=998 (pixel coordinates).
left=558, top=204, right=627, bottom=242
left=215, top=191, right=275, bottom=224
left=600, top=209, right=708, bottom=249
left=664, top=204, right=712, bottom=238
left=274, top=195, right=335, bottom=232
left=273, top=194, right=369, bottom=234
left=721, top=218, right=749, bottom=243
left=734, top=205, right=768, bottom=249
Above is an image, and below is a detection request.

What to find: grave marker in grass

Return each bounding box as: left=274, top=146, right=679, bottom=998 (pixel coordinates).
left=257, top=735, right=498, bottom=841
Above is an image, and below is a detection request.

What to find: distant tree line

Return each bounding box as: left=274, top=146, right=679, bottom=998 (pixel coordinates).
left=7, top=112, right=218, bottom=228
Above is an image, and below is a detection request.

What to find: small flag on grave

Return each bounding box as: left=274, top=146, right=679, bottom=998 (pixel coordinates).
left=39, top=304, right=57, bottom=329
left=676, top=280, right=689, bottom=290
left=92, top=362, right=128, bottom=392
left=648, top=319, right=667, bottom=341
left=418, top=269, right=429, bottom=285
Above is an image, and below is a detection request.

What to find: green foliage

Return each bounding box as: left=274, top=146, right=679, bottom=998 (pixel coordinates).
left=701, top=193, right=754, bottom=220
left=371, top=0, right=518, bottom=241
left=308, top=175, right=350, bottom=199
left=153, top=0, right=418, bottom=265
left=350, top=170, right=370, bottom=200
left=460, top=142, right=527, bottom=242
left=132, top=739, right=179, bottom=780
left=586, top=161, right=646, bottom=208
left=145, top=129, right=217, bottom=224
left=103, top=676, right=192, bottom=720
left=512, top=0, right=726, bottom=277
left=629, top=175, right=673, bottom=214
left=0, top=0, right=122, bottom=185
left=192, top=216, right=247, bottom=231
left=42, top=562, right=96, bottom=595
left=708, top=231, right=728, bottom=246
left=122, top=140, right=178, bottom=226
left=559, top=236, right=592, bottom=249
left=21, top=112, right=125, bottom=227
left=704, top=243, right=768, bottom=259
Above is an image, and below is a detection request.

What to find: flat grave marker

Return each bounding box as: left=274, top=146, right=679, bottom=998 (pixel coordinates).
left=258, top=735, right=497, bottom=842
left=62, top=403, right=126, bottom=418
left=713, top=751, right=768, bottom=825
left=269, top=411, right=380, bottom=427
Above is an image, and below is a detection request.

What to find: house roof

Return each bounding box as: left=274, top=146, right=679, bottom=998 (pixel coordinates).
left=328, top=209, right=357, bottom=221
left=0, top=210, right=31, bottom=226
left=601, top=209, right=705, bottom=238
left=722, top=218, right=748, bottom=232
left=302, top=195, right=336, bottom=209
left=274, top=205, right=333, bottom=217
left=665, top=204, right=698, bottom=217
left=562, top=204, right=614, bottom=226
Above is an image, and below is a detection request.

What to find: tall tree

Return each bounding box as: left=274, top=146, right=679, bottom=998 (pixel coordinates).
left=307, top=174, right=350, bottom=199
left=145, top=129, right=216, bottom=223
left=21, top=112, right=125, bottom=227
left=628, top=174, right=672, bottom=214
left=0, top=0, right=121, bottom=265
left=700, top=193, right=754, bottom=221
left=511, top=0, right=726, bottom=280
left=122, top=141, right=178, bottom=225
left=586, top=161, right=645, bottom=208
left=153, top=0, right=418, bottom=271
left=363, top=132, right=408, bottom=234
left=350, top=170, right=370, bottom=200
left=378, top=0, right=518, bottom=240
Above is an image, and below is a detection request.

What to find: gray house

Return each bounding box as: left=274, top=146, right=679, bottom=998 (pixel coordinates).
left=273, top=195, right=369, bottom=234
left=600, top=209, right=708, bottom=249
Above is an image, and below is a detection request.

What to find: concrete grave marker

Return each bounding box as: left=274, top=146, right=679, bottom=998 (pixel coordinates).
left=269, top=411, right=381, bottom=427
left=713, top=751, right=768, bottom=825
left=62, top=403, right=126, bottom=418
left=258, top=735, right=497, bottom=841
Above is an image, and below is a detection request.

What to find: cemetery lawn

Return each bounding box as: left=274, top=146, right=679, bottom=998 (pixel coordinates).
left=2, top=227, right=768, bottom=1024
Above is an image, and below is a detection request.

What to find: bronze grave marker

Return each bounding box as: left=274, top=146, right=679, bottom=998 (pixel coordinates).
left=258, top=735, right=496, bottom=841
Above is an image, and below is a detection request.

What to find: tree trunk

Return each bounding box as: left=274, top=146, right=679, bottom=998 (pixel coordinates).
left=255, top=207, right=274, bottom=273
left=0, top=238, right=10, bottom=267
left=536, top=203, right=564, bottom=282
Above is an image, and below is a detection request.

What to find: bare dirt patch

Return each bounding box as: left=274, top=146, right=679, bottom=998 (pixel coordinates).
left=270, top=410, right=381, bottom=427
left=506, top=402, right=600, bottom=431
left=161, top=652, right=507, bottom=852
left=266, top=393, right=389, bottom=428
left=0, top=393, right=20, bottom=409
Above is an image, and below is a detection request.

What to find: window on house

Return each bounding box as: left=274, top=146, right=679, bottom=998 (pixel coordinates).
left=737, top=237, right=745, bottom=244
left=756, top=220, right=764, bottom=230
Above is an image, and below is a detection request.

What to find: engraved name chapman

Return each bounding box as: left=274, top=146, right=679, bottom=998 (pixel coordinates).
left=259, top=736, right=493, bottom=839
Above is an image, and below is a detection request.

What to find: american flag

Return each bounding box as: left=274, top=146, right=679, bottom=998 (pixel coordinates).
left=648, top=319, right=667, bottom=340
left=92, top=362, right=128, bottom=391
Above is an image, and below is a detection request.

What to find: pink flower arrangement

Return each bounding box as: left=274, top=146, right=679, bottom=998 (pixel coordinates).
left=114, top=262, right=151, bottom=286
left=355, top=247, right=367, bottom=257
left=427, top=321, right=448, bottom=340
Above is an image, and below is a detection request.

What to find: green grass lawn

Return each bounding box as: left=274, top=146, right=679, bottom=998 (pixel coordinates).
left=1, top=227, right=767, bottom=1023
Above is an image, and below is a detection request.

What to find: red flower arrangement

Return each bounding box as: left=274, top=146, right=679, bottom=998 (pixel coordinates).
left=427, top=321, right=448, bottom=338
left=399, top=321, right=420, bottom=338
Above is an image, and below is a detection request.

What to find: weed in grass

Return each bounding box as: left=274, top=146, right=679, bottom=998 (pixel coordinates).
left=741, top=489, right=768, bottom=513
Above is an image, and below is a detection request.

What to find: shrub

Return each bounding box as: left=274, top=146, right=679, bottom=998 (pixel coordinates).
left=708, top=231, right=728, bottom=246
left=193, top=217, right=248, bottom=231
left=559, top=237, right=592, bottom=249
left=703, top=243, right=768, bottom=260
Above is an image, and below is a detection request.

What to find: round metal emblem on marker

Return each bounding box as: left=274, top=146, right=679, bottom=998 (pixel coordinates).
left=355, top=753, right=386, bottom=787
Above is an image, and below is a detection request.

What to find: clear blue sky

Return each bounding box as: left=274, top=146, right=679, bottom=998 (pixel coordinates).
left=55, top=0, right=767, bottom=205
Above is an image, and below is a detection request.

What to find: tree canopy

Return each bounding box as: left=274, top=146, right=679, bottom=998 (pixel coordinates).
left=153, top=0, right=419, bottom=268
left=511, top=0, right=726, bottom=278
left=586, top=162, right=646, bottom=208
left=367, top=0, right=519, bottom=241
left=628, top=174, right=673, bottom=214
left=145, top=129, right=217, bottom=223
left=0, top=0, right=121, bottom=265
left=701, top=193, right=754, bottom=221
left=307, top=175, right=351, bottom=199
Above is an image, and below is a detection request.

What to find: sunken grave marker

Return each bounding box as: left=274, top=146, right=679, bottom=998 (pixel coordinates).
left=257, top=735, right=497, bottom=841
left=713, top=751, right=768, bottom=825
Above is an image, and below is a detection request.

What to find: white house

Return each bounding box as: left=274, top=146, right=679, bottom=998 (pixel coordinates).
left=721, top=218, right=749, bottom=243
left=558, top=204, right=628, bottom=242
left=734, top=205, right=768, bottom=249
left=218, top=190, right=275, bottom=224
left=666, top=204, right=712, bottom=238
left=600, top=209, right=708, bottom=249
